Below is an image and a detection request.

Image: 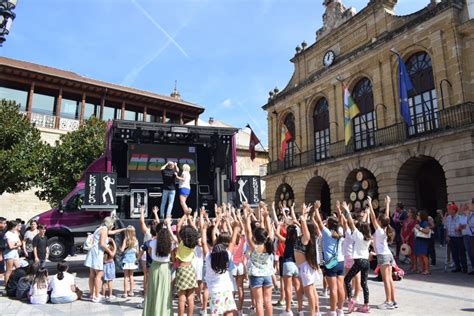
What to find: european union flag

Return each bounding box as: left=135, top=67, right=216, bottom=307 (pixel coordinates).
left=397, top=55, right=414, bottom=126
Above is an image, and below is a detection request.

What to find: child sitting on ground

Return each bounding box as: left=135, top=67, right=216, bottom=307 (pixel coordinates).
left=29, top=267, right=49, bottom=305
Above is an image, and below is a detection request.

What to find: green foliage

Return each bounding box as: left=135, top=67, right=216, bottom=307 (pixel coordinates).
left=0, top=99, right=46, bottom=195
left=36, top=116, right=106, bottom=206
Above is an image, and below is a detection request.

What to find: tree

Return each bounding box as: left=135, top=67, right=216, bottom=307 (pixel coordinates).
left=36, top=116, right=106, bottom=206
left=0, top=99, right=46, bottom=195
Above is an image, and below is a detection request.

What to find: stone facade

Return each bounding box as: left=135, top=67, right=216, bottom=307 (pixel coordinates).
left=262, top=0, right=474, bottom=214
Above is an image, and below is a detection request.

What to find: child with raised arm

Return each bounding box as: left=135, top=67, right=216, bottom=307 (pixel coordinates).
left=176, top=214, right=200, bottom=316
left=201, top=212, right=238, bottom=316
left=368, top=195, right=397, bottom=309
left=244, top=203, right=274, bottom=316
left=313, top=200, right=345, bottom=316
left=342, top=201, right=372, bottom=313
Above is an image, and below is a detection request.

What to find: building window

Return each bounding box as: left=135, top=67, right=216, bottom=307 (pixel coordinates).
left=313, top=98, right=330, bottom=161
left=0, top=86, right=28, bottom=111
left=32, top=90, right=56, bottom=116
left=61, top=97, right=80, bottom=119
left=352, top=78, right=375, bottom=151
left=406, top=52, right=438, bottom=136
left=103, top=102, right=120, bottom=121
left=283, top=113, right=296, bottom=169
left=84, top=97, right=100, bottom=120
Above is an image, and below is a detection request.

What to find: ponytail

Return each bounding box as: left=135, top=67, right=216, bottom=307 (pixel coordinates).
left=264, top=236, right=274, bottom=255
left=385, top=225, right=395, bottom=244
left=56, top=261, right=68, bottom=280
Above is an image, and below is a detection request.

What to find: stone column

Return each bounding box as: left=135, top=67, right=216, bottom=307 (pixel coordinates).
left=79, top=92, right=86, bottom=125
left=55, top=88, right=62, bottom=129
left=26, top=82, right=35, bottom=120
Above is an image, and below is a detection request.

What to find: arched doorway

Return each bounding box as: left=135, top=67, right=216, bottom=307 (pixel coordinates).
left=344, top=168, right=379, bottom=212
left=305, top=176, right=331, bottom=216
left=397, top=156, right=447, bottom=217
left=275, top=183, right=295, bottom=209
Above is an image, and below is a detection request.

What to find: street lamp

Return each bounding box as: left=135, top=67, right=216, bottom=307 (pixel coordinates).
left=0, top=0, right=18, bottom=46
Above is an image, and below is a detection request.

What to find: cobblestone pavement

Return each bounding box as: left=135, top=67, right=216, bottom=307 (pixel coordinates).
left=1, top=246, right=473, bottom=315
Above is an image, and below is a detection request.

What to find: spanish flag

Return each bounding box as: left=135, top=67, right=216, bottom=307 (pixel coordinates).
left=279, top=124, right=292, bottom=161
left=343, top=84, right=360, bottom=145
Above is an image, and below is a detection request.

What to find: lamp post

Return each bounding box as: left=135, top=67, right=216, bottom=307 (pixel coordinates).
left=0, top=0, right=18, bottom=46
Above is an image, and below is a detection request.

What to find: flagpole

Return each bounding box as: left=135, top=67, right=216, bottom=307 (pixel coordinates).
left=246, top=123, right=269, bottom=154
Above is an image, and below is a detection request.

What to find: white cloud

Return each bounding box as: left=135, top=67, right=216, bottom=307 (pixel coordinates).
left=220, top=98, right=233, bottom=108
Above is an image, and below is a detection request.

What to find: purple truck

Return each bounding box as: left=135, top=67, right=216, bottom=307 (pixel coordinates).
left=31, top=120, right=237, bottom=262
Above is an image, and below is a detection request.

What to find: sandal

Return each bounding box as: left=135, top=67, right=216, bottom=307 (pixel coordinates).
left=128, top=291, right=134, bottom=297
left=122, top=293, right=128, bottom=298
left=421, top=271, right=431, bottom=275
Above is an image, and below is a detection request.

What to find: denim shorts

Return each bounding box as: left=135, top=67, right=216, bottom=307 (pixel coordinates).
left=51, top=294, right=77, bottom=304
left=282, top=261, right=299, bottom=277
left=179, top=187, right=190, bottom=196
left=323, top=261, right=345, bottom=277
left=249, top=275, right=273, bottom=288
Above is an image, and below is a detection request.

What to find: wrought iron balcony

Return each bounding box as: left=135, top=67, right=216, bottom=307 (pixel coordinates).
left=264, top=102, right=474, bottom=176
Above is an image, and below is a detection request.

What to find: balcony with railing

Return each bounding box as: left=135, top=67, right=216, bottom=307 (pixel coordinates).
left=264, top=102, right=474, bottom=176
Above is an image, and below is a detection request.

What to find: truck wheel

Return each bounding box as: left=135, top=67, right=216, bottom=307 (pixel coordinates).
left=48, top=237, right=69, bottom=262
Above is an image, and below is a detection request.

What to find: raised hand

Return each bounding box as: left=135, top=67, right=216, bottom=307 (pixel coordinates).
left=385, top=196, right=391, bottom=205
left=314, top=200, right=321, bottom=210
left=342, top=201, right=350, bottom=212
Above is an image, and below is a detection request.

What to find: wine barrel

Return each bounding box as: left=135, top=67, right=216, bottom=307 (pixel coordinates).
left=356, top=171, right=365, bottom=182
left=350, top=192, right=357, bottom=202
left=354, top=201, right=362, bottom=210
left=362, top=179, right=376, bottom=190
left=357, top=190, right=366, bottom=200
left=372, top=199, right=380, bottom=209
left=352, top=181, right=362, bottom=192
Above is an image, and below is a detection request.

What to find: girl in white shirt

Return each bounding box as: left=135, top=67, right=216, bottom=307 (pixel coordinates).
left=201, top=215, right=239, bottom=316
left=368, top=196, right=397, bottom=310
left=29, top=267, right=49, bottom=305
left=342, top=202, right=372, bottom=313
left=3, top=220, right=22, bottom=285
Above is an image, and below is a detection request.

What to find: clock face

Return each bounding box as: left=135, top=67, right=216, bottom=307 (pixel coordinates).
left=323, top=50, right=335, bottom=67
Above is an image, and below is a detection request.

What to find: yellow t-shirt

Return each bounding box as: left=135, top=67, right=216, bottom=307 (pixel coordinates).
left=176, top=241, right=195, bottom=263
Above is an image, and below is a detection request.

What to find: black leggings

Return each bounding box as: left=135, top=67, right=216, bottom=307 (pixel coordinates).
left=344, top=258, right=369, bottom=304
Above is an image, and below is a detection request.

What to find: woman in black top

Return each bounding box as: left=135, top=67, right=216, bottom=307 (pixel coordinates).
left=160, top=161, right=178, bottom=219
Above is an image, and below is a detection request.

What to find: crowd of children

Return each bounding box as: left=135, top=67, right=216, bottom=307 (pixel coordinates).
left=2, top=196, right=473, bottom=315
left=134, top=196, right=402, bottom=316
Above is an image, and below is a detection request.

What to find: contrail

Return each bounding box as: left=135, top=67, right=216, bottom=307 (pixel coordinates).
left=130, top=0, right=190, bottom=59
left=121, top=39, right=173, bottom=86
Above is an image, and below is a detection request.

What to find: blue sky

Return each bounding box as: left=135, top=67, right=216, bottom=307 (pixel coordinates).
left=3, top=0, right=427, bottom=145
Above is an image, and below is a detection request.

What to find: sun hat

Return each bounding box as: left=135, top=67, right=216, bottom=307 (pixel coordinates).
left=400, top=243, right=411, bottom=256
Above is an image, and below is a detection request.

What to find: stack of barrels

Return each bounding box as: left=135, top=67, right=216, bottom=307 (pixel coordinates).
left=348, top=170, right=379, bottom=211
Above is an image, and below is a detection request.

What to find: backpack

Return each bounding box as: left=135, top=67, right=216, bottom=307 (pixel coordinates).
left=83, top=232, right=95, bottom=251
left=16, top=277, right=32, bottom=300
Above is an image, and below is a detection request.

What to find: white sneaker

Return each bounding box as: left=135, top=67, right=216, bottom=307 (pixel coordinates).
left=200, top=310, right=208, bottom=316
left=325, top=311, right=337, bottom=316
left=336, top=309, right=344, bottom=316
left=298, top=311, right=304, bottom=316
left=280, top=311, right=293, bottom=316
left=377, top=301, right=395, bottom=310
left=321, top=288, right=329, bottom=298
left=91, top=296, right=102, bottom=303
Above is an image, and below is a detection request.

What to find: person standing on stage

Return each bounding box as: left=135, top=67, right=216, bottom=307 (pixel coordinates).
left=176, top=164, right=192, bottom=215
left=160, top=161, right=179, bottom=219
